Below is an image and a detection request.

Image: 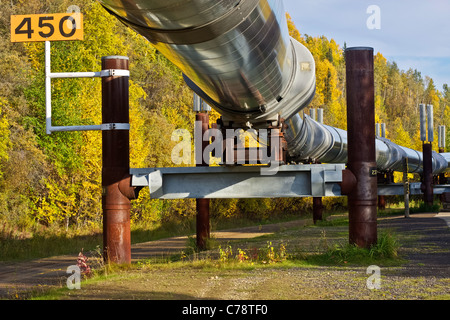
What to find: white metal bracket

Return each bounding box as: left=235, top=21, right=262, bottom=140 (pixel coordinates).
left=100, top=123, right=130, bottom=131
left=45, top=41, right=130, bottom=134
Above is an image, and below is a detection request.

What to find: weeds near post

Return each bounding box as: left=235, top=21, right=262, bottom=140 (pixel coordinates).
left=216, top=241, right=288, bottom=265
left=219, top=245, right=233, bottom=263
left=77, top=250, right=91, bottom=277
left=179, top=228, right=402, bottom=268
left=368, top=231, right=399, bottom=259
left=312, top=230, right=401, bottom=265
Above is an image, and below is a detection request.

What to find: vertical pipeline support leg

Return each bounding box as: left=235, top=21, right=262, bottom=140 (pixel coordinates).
left=378, top=196, right=386, bottom=211
left=439, top=148, right=446, bottom=185
left=313, top=197, right=323, bottom=224
left=345, top=47, right=378, bottom=248
left=312, top=159, right=324, bottom=224
left=422, top=143, right=434, bottom=207
left=102, top=56, right=134, bottom=264
left=403, top=158, right=410, bottom=218
left=196, top=113, right=211, bottom=250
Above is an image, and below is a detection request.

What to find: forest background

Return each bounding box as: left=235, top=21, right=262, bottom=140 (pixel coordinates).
left=0, top=0, right=449, bottom=241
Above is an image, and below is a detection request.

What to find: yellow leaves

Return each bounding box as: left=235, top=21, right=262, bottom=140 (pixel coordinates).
left=129, top=81, right=148, bottom=169
left=0, top=97, right=11, bottom=166
left=375, top=52, right=387, bottom=67
left=326, top=99, right=347, bottom=130
left=24, top=42, right=45, bottom=71
left=375, top=95, right=387, bottom=124
left=83, top=1, right=129, bottom=59
left=35, top=170, right=102, bottom=225
left=211, top=199, right=238, bottom=219
left=444, top=105, right=450, bottom=120
left=392, top=118, right=414, bottom=155
left=209, top=109, right=221, bottom=127
left=393, top=172, right=414, bottom=184
left=35, top=178, right=77, bottom=224
left=315, top=59, right=339, bottom=99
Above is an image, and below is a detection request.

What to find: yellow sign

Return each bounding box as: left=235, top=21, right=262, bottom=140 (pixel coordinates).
left=11, top=13, right=83, bottom=42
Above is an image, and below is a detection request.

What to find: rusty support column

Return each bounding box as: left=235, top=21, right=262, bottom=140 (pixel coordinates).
left=313, top=159, right=324, bottom=224
left=345, top=47, right=378, bottom=248
left=422, top=142, right=434, bottom=206
left=403, top=158, right=410, bottom=218
left=196, top=113, right=210, bottom=250
left=438, top=145, right=446, bottom=185
left=377, top=172, right=387, bottom=211
left=378, top=196, right=386, bottom=211
left=313, top=197, right=323, bottom=224
left=102, top=56, right=134, bottom=264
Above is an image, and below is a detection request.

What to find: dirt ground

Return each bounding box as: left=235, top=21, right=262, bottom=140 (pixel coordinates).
left=1, top=213, right=449, bottom=300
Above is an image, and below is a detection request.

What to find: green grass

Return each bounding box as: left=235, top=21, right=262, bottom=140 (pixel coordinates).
left=410, top=203, right=441, bottom=214
left=171, top=216, right=404, bottom=269
left=0, top=214, right=309, bottom=262
left=305, top=230, right=403, bottom=266
left=313, top=216, right=349, bottom=227
left=0, top=219, right=196, bottom=262
left=0, top=204, right=412, bottom=263
left=0, top=230, right=103, bottom=262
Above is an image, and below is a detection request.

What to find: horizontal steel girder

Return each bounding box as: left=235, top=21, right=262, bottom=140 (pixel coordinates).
left=131, top=164, right=345, bottom=199
left=131, top=165, right=450, bottom=199
left=378, top=183, right=450, bottom=196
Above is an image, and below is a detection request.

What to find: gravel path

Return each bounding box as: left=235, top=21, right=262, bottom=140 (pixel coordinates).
left=378, top=213, right=450, bottom=278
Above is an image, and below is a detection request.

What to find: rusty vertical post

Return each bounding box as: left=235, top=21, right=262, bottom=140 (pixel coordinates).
left=422, top=142, right=434, bottom=206
left=345, top=47, right=378, bottom=248
left=378, top=195, right=386, bottom=211
left=313, top=197, right=323, bottom=224
left=196, top=113, right=210, bottom=250
left=102, top=56, right=133, bottom=264
left=377, top=173, right=386, bottom=211
left=403, top=158, right=410, bottom=218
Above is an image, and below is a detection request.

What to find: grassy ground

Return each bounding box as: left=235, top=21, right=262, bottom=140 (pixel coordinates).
left=29, top=211, right=450, bottom=300
left=1, top=200, right=438, bottom=262
left=0, top=213, right=312, bottom=262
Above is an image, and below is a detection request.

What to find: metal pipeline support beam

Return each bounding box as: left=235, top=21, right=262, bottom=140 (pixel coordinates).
left=313, top=196, right=323, bottom=224
left=345, top=47, right=377, bottom=248
left=102, top=56, right=135, bottom=265
left=195, top=113, right=211, bottom=250
left=422, top=143, right=434, bottom=206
